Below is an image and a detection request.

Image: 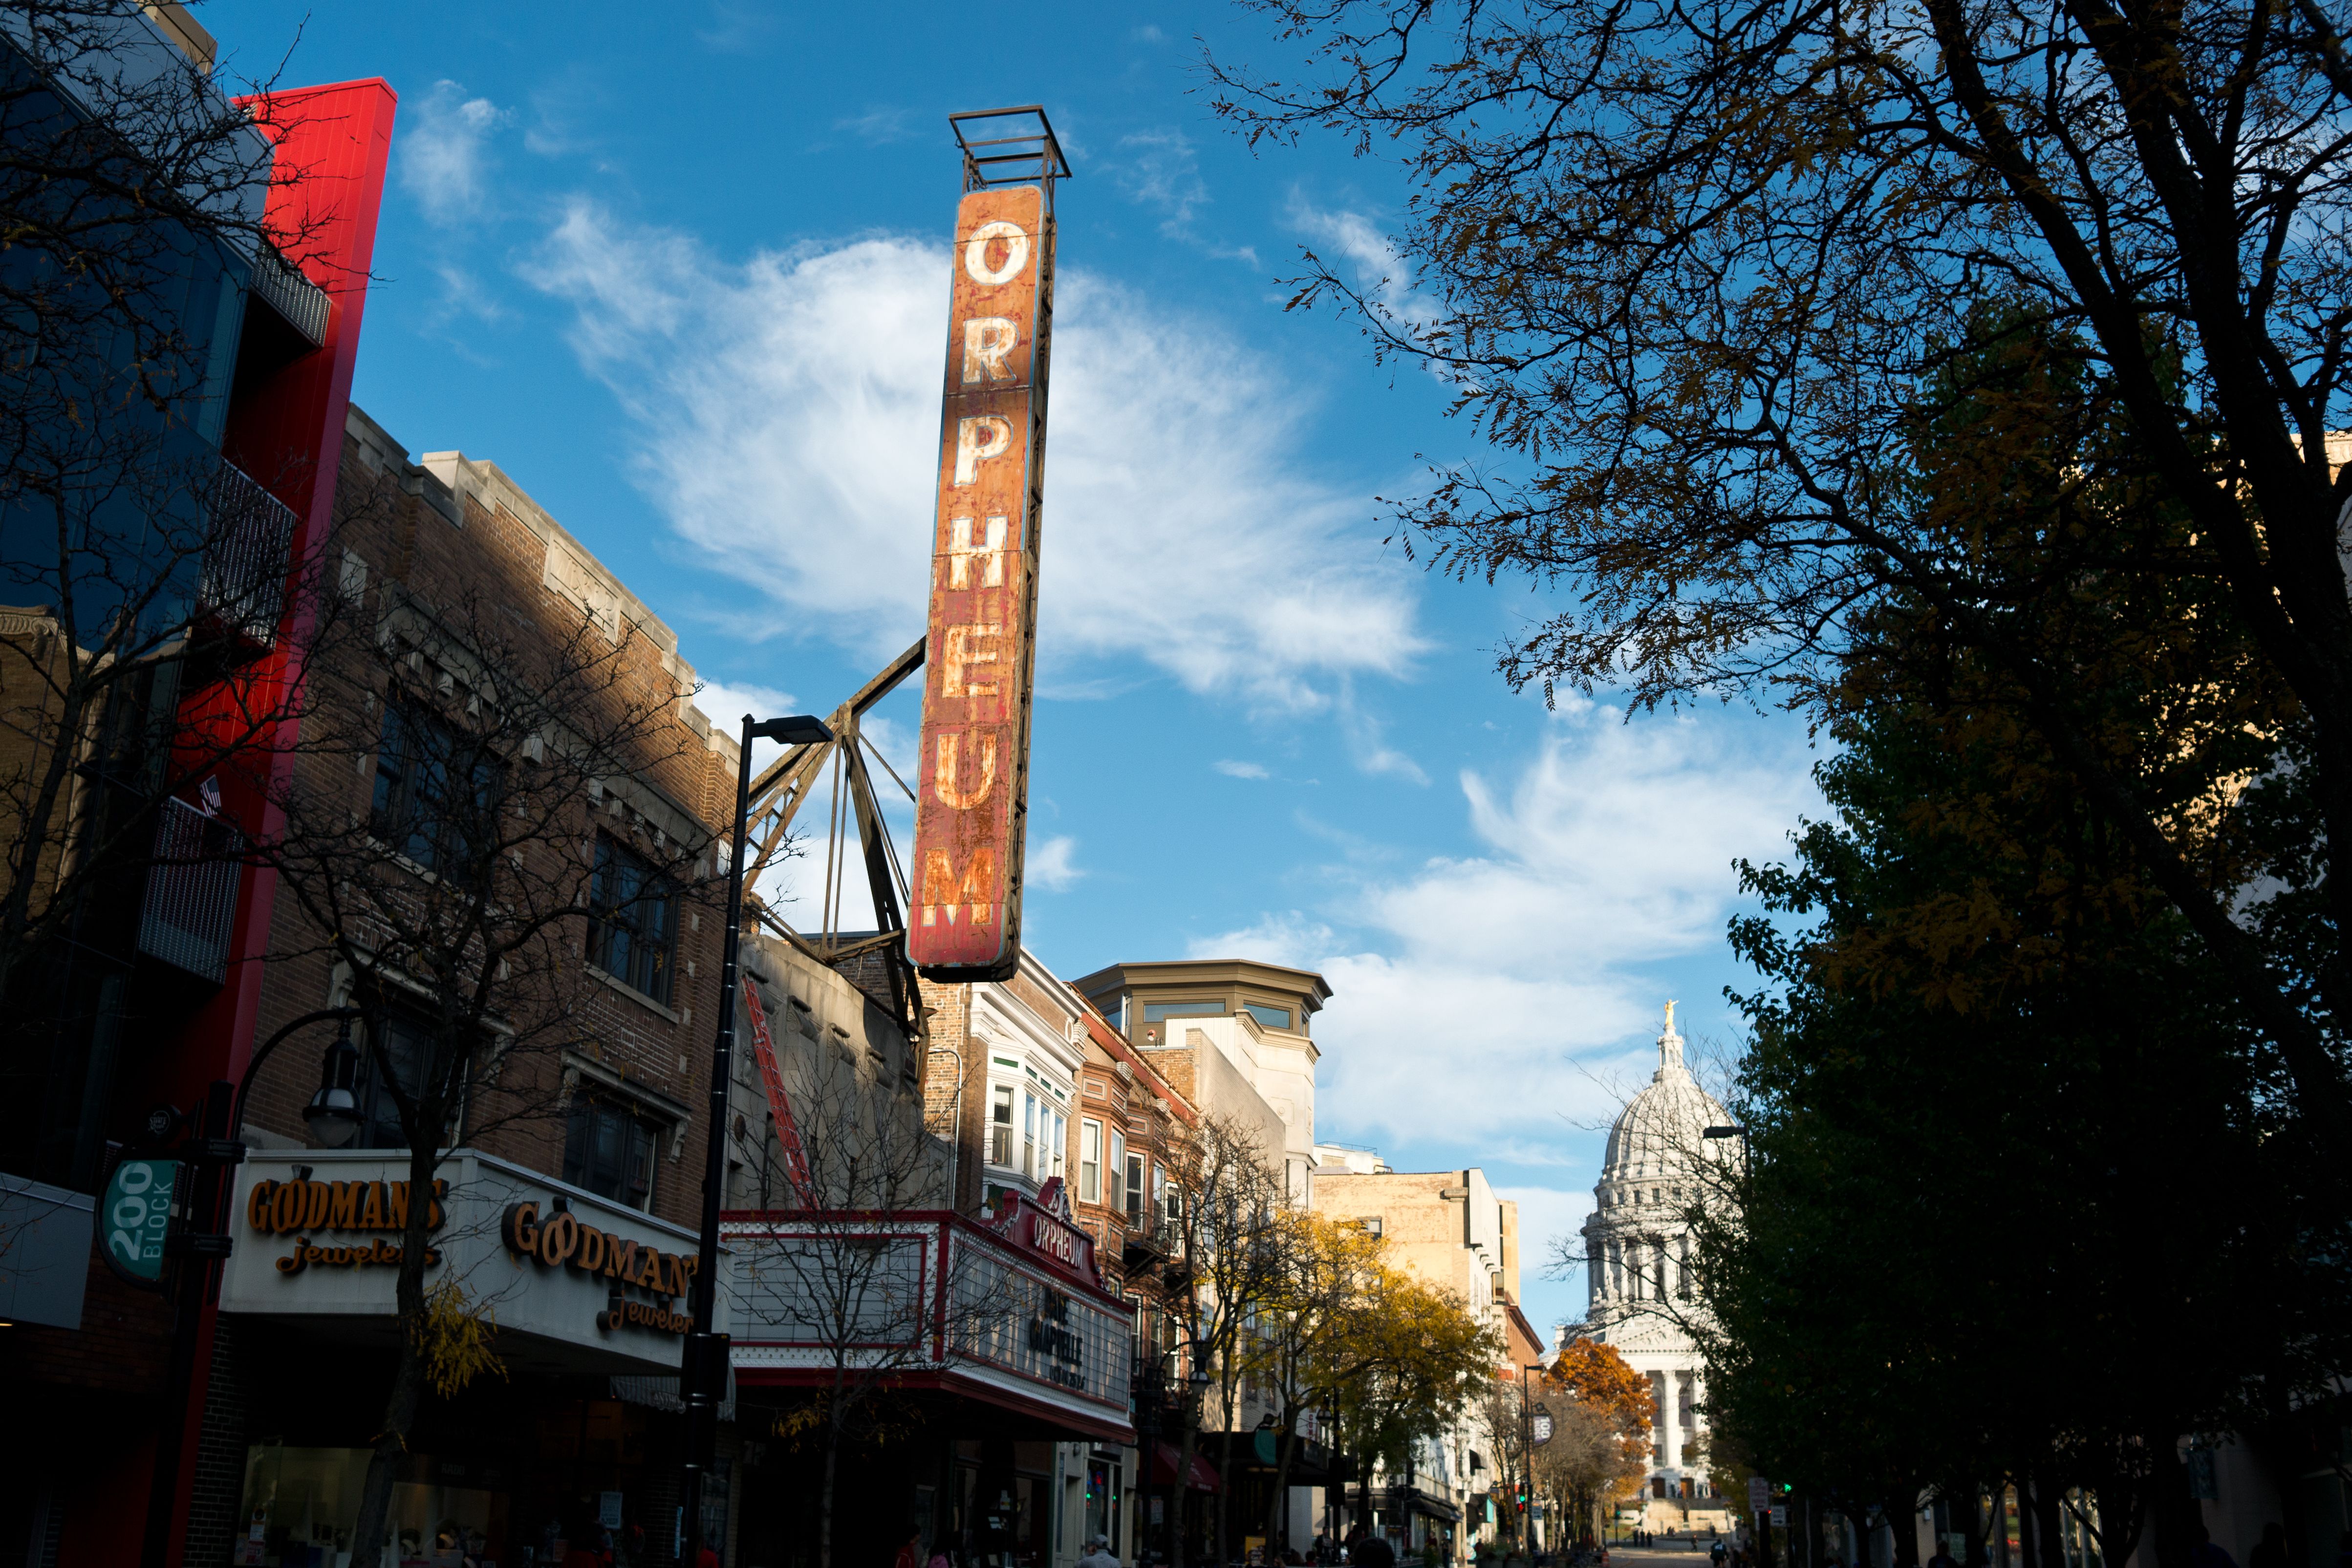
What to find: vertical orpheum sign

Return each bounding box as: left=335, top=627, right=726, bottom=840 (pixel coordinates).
left=909, top=178, right=1054, bottom=979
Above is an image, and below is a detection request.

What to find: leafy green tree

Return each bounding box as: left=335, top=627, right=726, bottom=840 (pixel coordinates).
left=1692, top=323, right=2343, bottom=1568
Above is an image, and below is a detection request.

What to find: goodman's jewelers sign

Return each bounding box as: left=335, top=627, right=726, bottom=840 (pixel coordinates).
left=222, top=1150, right=724, bottom=1372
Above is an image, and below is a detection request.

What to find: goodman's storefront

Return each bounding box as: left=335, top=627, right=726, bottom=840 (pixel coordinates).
left=215, top=1149, right=723, bottom=1568
left=723, top=1184, right=1136, bottom=1568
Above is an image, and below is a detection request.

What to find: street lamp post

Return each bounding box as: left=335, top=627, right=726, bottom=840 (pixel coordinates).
left=681, top=712, right=832, bottom=1568
left=1135, top=1354, right=1163, bottom=1564
left=1702, top=1126, right=1763, bottom=1568
left=143, top=1006, right=373, bottom=1568
left=1178, top=1350, right=1208, bottom=1567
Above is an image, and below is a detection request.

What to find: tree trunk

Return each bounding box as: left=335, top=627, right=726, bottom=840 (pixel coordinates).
left=1267, top=1420, right=1301, bottom=1550
left=1175, top=1408, right=1202, bottom=1568
left=1890, top=1490, right=1921, bottom=1568
left=1215, top=1425, right=1233, bottom=1565
left=348, top=1142, right=442, bottom=1568
left=2141, top=1434, right=2197, bottom=1568
left=2028, top=1477, right=2066, bottom=1568
left=820, top=1410, right=842, bottom=1568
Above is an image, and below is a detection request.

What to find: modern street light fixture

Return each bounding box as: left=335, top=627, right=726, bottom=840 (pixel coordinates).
left=681, top=711, right=833, bottom=1568
left=1703, top=1123, right=1753, bottom=1180
left=238, top=1006, right=371, bottom=1142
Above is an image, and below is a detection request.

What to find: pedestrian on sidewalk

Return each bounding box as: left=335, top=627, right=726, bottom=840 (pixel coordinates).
left=2191, top=1525, right=2240, bottom=1568
left=1079, top=1535, right=1122, bottom=1568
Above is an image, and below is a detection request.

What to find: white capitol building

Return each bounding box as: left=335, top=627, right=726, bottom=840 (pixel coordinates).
left=1575, top=1003, right=1734, bottom=1514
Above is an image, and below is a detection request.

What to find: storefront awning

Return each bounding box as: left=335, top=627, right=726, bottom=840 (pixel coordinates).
left=1390, top=1487, right=1463, bottom=1524
left=1199, top=1430, right=1349, bottom=1485
left=1148, top=1441, right=1223, bottom=1492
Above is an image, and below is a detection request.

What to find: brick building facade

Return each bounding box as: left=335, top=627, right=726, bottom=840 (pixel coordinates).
left=197, top=405, right=752, bottom=1568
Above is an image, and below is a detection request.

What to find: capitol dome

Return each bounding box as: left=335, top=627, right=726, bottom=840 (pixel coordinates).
left=1598, top=1001, right=1727, bottom=1199
left=1571, top=1002, right=1731, bottom=1516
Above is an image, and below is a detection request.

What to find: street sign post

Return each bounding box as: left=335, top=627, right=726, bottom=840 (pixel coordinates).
left=100, top=1157, right=180, bottom=1286
left=1749, top=1477, right=1770, bottom=1512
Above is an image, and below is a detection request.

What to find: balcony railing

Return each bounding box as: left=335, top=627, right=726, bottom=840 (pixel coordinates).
left=246, top=242, right=330, bottom=347
left=197, top=459, right=300, bottom=646
left=137, top=796, right=243, bottom=984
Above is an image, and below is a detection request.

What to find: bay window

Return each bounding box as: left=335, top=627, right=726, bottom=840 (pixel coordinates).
left=990, top=1085, right=1014, bottom=1167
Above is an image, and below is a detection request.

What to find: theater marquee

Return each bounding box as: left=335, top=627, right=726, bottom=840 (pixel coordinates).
left=908, top=172, right=1057, bottom=981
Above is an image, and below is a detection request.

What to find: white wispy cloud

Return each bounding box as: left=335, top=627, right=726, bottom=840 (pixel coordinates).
left=1214, top=759, right=1271, bottom=779
left=834, top=106, right=917, bottom=144
left=524, top=202, right=1426, bottom=713
left=691, top=677, right=801, bottom=765
left=1113, top=129, right=1209, bottom=233
left=1339, top=688, right=1428, bottom=785
left=399, top=81, right=510, bottom=227
left=1288, top=195, right=1444, bottom=329
left=1028, top=834, right=1085, bottom=892
left=1191, top=697, right=1817, bottom=1143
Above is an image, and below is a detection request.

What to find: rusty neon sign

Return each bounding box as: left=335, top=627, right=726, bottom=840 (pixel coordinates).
left=909, top=111, right=1063, bottom=980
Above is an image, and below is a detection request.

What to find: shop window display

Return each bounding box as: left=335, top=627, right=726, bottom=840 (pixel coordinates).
left=234, top=1445, right=498, bottom=1567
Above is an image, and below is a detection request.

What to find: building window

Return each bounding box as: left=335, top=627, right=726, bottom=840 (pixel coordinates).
left=352, top=1016, right=421, bottom=1149
left=1242, top=1002, right=1291, bottom=1030
left=990, top=1085, right=1015, bottom=1167
left=1142, top=1001, right=1221, bottom=1023
left=1080, top=1119, right=1102, bottom=1203
left=1022, top=1092, right=1037, bottom=1178
left=588, top=834, right=676, bottom=1003
left=371, top=699, right=496, bottom=876
left=1110, top=1130, right=1126, bottom=1217
left=563, top=1096, right=658, bottom=1209
left=1045, top=1107, right=1067, bottom=1182
left=1124, top=1153, right=1146, bottom=1224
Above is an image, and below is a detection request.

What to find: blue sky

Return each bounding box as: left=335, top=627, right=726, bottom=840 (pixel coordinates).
left=206, top=0, right=1822, bottom=1339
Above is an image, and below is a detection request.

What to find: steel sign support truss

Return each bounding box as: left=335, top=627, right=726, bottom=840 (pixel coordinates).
left=735, top=636, right=928, bottom=1044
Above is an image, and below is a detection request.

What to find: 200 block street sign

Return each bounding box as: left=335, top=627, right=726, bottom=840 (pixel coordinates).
left=103, top=1157, right=180, bottom=1284
left=908, top=181, right=1055, bottom=980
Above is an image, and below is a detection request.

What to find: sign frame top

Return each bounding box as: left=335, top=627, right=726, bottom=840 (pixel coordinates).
left=948, top=106, right=1071, bottom=194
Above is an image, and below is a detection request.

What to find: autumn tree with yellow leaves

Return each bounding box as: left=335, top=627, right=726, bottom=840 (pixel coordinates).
left=1322, top=1259, right=1501, bottom=1549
